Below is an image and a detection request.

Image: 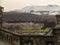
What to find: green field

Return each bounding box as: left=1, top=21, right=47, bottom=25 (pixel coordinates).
left=20, top=28, right=51, bottom=33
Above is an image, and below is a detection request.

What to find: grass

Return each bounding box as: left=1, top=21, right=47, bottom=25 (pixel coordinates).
left=20, top=28, right=51, bottom=33
left=3, top=28, right=51, bottom=33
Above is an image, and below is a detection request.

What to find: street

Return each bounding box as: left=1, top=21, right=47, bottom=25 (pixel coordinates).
left=0, top=40, right=11, bottom=45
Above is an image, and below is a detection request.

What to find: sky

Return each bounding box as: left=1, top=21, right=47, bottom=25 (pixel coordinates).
left=1, top=0, right=60, bottom=12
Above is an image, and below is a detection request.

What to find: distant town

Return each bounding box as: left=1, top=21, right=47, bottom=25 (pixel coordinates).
left=0, top=5, right=60, bottom=45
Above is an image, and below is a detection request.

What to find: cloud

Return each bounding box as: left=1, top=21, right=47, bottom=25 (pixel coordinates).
left=1, top=0, right=60, bottom=12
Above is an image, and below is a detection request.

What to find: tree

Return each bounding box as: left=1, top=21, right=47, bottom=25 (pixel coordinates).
left=15, top=25, right=22, bottom=30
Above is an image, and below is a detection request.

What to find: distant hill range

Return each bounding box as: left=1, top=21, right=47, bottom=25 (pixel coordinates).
left=21, top=5, right=60, bottom=15
left=3, top=11, right=56, bottom=23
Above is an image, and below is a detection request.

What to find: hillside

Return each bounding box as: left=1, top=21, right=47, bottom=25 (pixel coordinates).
left=3, top=11, right=56, bottom=23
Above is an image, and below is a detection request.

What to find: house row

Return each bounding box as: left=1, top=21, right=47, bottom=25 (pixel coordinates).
left=2, top=12, right=56, bottom=30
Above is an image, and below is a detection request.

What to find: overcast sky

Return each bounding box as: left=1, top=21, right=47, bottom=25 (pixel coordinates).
left=1, top=0, right=60, bottom=12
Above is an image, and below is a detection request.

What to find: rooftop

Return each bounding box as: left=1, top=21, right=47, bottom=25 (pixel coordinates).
left=54, top=24, right=60, bottom=29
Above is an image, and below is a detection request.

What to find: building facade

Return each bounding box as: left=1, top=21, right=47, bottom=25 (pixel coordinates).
left=0, top=29, right=54, bottom=45
left=55, top=15, right=60, bottom=24
left=53, top=25, right=60, bottom=45
left=0, top=6, right=3, bottom=29
left=0, top=24, right=60, bottom=45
